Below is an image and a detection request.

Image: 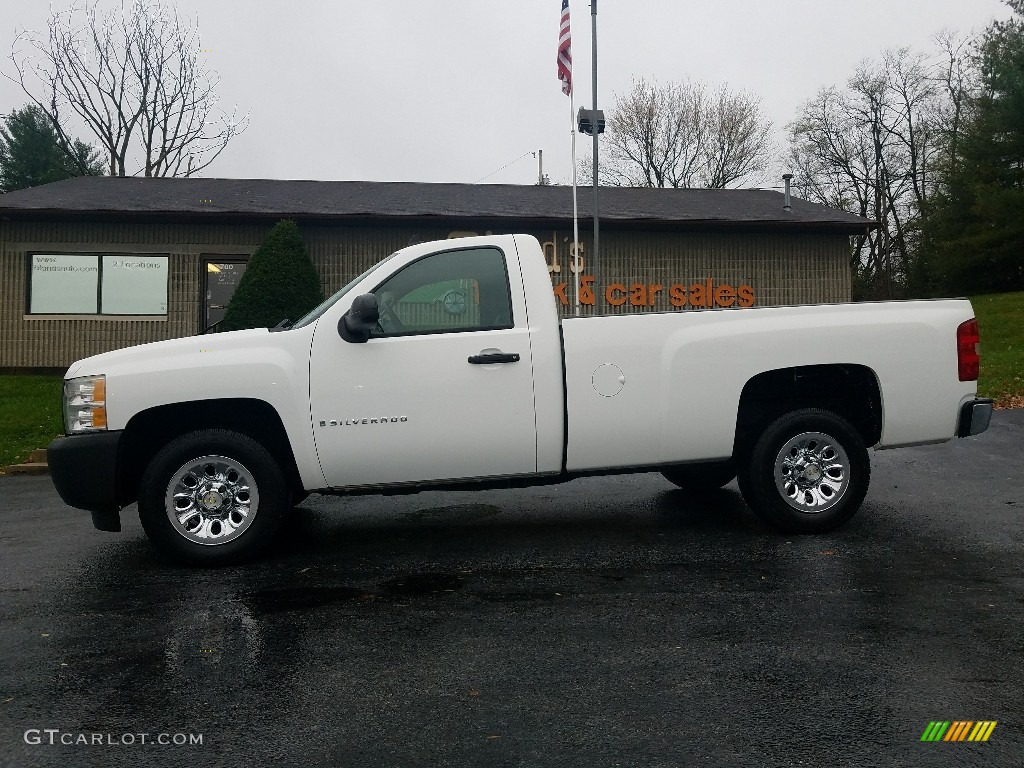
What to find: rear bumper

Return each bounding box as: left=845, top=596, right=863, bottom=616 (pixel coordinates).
left=48, top=431, right=124, bottom=531
left=957, top=399, right=994, bottom=438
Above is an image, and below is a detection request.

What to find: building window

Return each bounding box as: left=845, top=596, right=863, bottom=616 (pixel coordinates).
left=28, top=253, right=169, bottom=316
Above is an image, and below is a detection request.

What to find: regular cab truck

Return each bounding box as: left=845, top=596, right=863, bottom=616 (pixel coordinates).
left=48, top=234, right=993, bottom=564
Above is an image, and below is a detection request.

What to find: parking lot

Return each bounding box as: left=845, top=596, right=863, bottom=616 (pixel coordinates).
left=1, top=411, right=1022, bottom=767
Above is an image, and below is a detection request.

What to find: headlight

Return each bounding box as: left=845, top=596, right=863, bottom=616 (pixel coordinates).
left=63, top=375, right=107, bottom=434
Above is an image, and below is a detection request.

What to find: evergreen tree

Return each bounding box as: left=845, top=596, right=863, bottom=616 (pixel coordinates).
left=219, top=220, right=324, bottom=331
left=0, top=104, right=104, bottom=192
left=926, top=1, right=1024, bottom=294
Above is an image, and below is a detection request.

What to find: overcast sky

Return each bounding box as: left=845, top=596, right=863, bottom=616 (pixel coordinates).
left=0, top=0, right=1013, bottom=187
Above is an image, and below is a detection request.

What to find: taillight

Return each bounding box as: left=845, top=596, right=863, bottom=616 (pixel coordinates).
left=957, top=318, right=980, bottom=382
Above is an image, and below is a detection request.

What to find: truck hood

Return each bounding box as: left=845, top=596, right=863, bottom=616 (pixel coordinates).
left=65, top=328, right=294, bottom=378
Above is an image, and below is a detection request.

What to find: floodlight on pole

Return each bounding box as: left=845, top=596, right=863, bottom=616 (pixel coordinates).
left=577, top=108, right=605, bottom=135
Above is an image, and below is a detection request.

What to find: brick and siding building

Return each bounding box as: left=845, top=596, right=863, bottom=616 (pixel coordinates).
left=0, top=177, right=872, bottom=370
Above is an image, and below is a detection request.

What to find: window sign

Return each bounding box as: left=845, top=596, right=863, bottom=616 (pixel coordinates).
left=30, top=254, right=99, bottom=314
left=29, top=253, right=169, bottom=315
left=101, top=255, right=168, bottom=315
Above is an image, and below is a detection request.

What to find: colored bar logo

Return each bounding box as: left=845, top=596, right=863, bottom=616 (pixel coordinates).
left=921, top=721, right=997, bottom=742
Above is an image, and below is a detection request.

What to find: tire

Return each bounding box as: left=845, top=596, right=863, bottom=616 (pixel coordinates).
left=138, top=429, right=289, bottom=565
left=661, top=461, right=736, bottom=491
left=738, top=408, right=870, bottom=534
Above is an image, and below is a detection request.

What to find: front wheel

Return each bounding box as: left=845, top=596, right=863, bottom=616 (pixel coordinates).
left=138, top=429, right=289, bottom=565
left=738, top=408, right=870, bottom=534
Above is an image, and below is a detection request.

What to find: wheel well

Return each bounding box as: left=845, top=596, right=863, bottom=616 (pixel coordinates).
left=734, top=365, right=882, bottom=456
left=117, top=399, right=304, bottom=505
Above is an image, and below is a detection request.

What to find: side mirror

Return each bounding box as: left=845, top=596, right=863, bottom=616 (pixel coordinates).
left=338, top=293, right=380, bottom=343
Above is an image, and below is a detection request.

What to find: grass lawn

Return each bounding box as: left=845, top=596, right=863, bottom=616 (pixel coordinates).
left=971, top=291, right=1024, bottom=409
left=0, top=375, right=63, bottom=470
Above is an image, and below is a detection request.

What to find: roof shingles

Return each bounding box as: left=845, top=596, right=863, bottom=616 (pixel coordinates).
left=0, top=176, right=873, bottom=232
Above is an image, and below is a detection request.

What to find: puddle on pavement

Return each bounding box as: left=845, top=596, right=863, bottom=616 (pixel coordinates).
left=474, top=589, right=560, bottom=603
left=239, top=572, right=466, bottom=613
left=399, top=503, right=503, bottom=524
left=381, top=572, right=464, bottom=596
left=241, top=586, right=372, bottom=613
left=163, top=603, right=265, bottom=676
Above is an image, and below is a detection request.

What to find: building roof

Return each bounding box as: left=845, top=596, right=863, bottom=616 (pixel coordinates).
left=0, top=176, right=874, bottom=233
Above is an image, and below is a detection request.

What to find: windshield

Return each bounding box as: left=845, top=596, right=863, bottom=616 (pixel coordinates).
left=291, top=253, right=398, bottom=329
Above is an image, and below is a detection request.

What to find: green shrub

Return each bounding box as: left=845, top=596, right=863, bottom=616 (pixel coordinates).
left=219, top=220, right=324, bottom=331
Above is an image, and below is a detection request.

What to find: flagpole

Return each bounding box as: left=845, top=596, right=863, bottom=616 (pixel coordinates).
left=590, top=0, right=599, bottom=292
left=558, top=0, right=580, bottom=316
left=570, top=90, right=580, bottom=317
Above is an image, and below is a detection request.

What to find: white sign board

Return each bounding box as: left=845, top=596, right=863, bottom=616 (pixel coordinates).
left=30, top=254, right=99, bottom=314
left=101, top=255, right=169, bottom=315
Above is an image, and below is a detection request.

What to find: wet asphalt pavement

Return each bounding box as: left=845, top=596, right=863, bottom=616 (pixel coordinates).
left=1, top=412, right=1022, bottom=768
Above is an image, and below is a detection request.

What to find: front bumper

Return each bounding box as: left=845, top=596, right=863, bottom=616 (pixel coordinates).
left=48, top=431, right=124, bottom=531
left=957, top=399, right=994, bottom=438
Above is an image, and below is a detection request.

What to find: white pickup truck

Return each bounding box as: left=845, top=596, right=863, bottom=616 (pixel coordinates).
left=49, top=234, right=993, bottom=564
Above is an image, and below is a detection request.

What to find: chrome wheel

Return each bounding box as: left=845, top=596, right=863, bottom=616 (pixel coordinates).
left=774, top=431, right=849, bottom=512
left=165, top=455, right=259, bottom=546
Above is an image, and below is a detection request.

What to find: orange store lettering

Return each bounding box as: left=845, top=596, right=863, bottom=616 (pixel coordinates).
left=449, top=230, right=757, bottom=309
left=552, top=276, right=755, bottom=309
left=543, top=235, right=754, bottom=309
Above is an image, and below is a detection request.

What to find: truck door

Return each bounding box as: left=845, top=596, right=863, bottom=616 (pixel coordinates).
left=309, top=243, right=538, bottom=487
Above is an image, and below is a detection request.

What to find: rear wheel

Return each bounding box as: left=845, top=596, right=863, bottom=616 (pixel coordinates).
left=138, top=429, right=288, bottom=565
left=738, top=408, right=869, bottom=533
left=661, top=461, right=736, bottom=491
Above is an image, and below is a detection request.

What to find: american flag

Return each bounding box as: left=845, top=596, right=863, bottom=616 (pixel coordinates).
left=557, top=0, right=572, bottom=96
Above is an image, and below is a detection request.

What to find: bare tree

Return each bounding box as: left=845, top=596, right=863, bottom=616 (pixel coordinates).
left=5, top=0, right=247, bottom=177
left=588, top=77, right=773, bottom=189
left=787, top=45, right=966, bottom=298
left=932, top=30, right=976, bottom=178
left=704, top=86, right=775, bottom=188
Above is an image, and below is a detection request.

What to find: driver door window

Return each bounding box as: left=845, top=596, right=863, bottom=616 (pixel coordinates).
left=371, top=247, right=513, bottom=337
